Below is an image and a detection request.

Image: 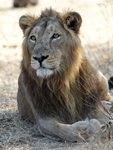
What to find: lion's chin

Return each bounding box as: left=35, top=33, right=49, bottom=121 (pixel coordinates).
left=36, top=68, right=53, bottom=78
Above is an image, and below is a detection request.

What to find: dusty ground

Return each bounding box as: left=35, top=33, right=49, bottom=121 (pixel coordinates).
left=0, top=0, right=113, bottom=149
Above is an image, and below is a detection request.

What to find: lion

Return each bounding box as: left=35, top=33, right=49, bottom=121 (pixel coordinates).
left=17, top=8, right=113, bottom=142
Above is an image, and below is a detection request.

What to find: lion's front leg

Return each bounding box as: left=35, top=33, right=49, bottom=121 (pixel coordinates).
left=37, top=118, right=101, bottom=142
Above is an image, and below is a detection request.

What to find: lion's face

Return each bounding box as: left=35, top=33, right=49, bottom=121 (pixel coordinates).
left=28, top=17, right=69, bottom=78
left=19, top=9, right=82, bottom=79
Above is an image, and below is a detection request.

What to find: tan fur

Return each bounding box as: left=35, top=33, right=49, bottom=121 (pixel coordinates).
left=17, top=8, right=113, bottom=142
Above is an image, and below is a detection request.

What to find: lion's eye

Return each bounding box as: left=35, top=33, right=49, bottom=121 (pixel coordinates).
left=30, top=35, right=36, bottom=41
left=52, top=34, right=60, bottom=39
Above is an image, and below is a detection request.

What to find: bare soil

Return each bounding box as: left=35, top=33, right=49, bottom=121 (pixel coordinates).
left=0, top=0, right=113, bottom=149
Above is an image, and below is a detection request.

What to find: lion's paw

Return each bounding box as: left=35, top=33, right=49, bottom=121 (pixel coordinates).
left=72, top=119, right=101, bottom=140
left=86, top=119, right=101, bottom=134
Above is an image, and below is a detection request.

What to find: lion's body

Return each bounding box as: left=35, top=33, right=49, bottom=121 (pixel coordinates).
left=18, top=8, right=113, bottom=142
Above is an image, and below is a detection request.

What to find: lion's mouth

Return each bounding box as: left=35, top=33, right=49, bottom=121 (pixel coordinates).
left=31, top=61, right=57, bottom=78
left=40, top=66, right=55, bottom=70
left=39, top=64, right=56, bottom=70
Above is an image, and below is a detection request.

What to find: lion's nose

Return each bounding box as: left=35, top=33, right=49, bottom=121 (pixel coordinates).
left=33, top=55, right=49, bottom=64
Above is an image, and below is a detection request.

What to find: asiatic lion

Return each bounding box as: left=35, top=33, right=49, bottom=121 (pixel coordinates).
left=17, top=8, right=113, bottom=142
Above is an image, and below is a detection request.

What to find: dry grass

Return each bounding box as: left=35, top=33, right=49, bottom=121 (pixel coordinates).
left=0, top=0, right=113, bottom=149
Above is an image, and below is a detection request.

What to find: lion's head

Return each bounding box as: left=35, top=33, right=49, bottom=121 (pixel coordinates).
left=19, top=8, right=82, bottom=80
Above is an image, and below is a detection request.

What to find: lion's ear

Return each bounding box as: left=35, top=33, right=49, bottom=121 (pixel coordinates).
left=19, top=15, right=36, bottom=32
left=19, top=15, right=29, bottom=31
left=66, top=12, right=82, bottom=34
